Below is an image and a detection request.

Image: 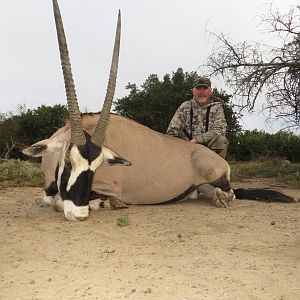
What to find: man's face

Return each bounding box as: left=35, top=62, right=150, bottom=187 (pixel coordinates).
left=193, top=86, right=212, bottom=105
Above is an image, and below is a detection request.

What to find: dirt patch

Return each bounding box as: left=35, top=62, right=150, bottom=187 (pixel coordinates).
left=0, top=184, right=299, bottom=300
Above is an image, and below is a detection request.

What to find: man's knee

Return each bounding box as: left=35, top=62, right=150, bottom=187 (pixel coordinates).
left=210, top=135, right=229, bottom=150
left=209, top=135, right=229, bottom=159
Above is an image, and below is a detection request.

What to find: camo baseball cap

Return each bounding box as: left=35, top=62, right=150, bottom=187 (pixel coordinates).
left=194, top=77, right=211, bottom=88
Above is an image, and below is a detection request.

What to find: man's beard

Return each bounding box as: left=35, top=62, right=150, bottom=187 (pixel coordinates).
left=195, top=95, right=209, bottom=106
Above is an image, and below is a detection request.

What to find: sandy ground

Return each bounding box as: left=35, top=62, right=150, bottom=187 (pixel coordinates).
left=0, top=182, right=299, bottom=300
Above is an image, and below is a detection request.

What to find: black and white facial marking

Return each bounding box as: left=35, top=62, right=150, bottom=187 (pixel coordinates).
left=43, top=164, right=59, bottom=205
left=44, top=181, right=59, bottom=205
left=58, top=132, right=131, bottom=221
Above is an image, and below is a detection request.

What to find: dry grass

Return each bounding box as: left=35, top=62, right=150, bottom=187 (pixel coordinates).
left=230, top=157, right=300, bottom=188
left=0, top=159, right=44, bottom=189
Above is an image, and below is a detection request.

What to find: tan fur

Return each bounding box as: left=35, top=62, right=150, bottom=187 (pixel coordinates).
left=30, top=113, right=231, bottom=205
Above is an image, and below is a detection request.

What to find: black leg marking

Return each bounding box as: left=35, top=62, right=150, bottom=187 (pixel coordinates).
left=156, top=185, right=197, bottom=205
left=45, top=181, right=58, bottom=196
left=210, top=174, right=231, bottom=192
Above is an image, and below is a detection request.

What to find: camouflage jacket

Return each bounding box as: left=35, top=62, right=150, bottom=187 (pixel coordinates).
left=166, top=96, right=227, bottom=145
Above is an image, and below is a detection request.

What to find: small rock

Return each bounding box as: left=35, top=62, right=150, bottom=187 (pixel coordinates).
left=104, top=249, right=116, bottom=254
left=47, top=278, right=52, bottom=282
left=144, top=288, right=152, bottom=294
left=131, top=288, right=136, bottom=293
left=30, top=279, right=35, bottom=284
left=271, top=221, right=276, bottom=225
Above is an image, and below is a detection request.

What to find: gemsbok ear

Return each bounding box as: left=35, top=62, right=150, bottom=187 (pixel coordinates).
left=102, top=146, right=131, bottom=166
left=22, top=138, right=63, bottom=157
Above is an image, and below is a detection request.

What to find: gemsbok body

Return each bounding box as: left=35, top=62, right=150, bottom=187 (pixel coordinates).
left=23, top=1, right=296, bottom=221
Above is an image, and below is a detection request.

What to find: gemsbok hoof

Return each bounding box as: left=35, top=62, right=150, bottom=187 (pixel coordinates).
left=212, top=188, right=229, bottom=208
left=51, top=194, right=64, bottom=212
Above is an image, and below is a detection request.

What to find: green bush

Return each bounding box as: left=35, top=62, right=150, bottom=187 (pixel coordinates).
left=0, top=104, right=67, bottom=159
left=114, top=68, right=241, bottom=136
left=229, top=130, right=300, bottom=162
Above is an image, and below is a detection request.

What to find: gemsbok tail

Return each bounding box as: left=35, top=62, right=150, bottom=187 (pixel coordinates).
left=233, top=188, right=298, bottom=203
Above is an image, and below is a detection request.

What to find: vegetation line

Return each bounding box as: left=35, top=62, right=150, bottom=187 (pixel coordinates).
left=1, top=158, right=299, bottom=189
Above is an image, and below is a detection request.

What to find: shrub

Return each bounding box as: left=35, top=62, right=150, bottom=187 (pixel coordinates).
left=229, top=130, right=300, bottom=162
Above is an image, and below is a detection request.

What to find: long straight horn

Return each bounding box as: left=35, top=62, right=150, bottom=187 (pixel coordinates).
left=52, top=0, right=86, bottom=145
left=91, top=10, right=121, bottom=146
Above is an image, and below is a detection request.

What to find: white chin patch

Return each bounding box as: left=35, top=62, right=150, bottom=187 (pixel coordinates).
left=43, top=193, right=54, bottom=205
left=64, top=200, right=89, bottom=221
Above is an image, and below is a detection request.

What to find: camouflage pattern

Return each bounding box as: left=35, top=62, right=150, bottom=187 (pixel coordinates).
left=194, top=77, right=211, bottom=88
left=167, top=95, right=228, bottom=150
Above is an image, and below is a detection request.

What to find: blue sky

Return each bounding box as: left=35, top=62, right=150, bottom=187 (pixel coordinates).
left=1, top=0, right=299, bottom=133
